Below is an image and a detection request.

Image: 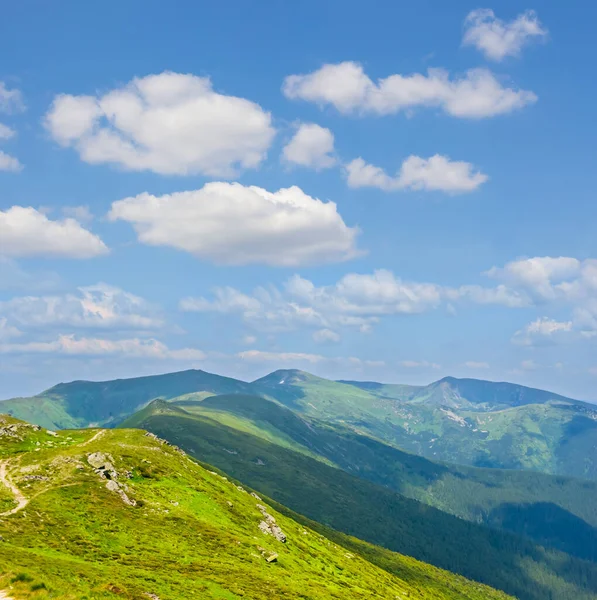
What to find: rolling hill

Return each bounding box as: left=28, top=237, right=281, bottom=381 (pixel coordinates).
left=2, top=367, right=596, bottom=480
left=166, top=392, right=597, bottom=561
left=0, top=414, right=512, bottom=600
left=120, top=399, right=597, bottom=600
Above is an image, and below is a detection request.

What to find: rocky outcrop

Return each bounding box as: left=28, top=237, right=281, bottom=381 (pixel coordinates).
left=0, top=423, right=41, bottom=440
left=87, top=452, right=136, bottom=506
left=256, top=504, right=286, bottom=543
left=87, top=452, right=118, bottom=480
left=106, top=479, right=136, bottom=507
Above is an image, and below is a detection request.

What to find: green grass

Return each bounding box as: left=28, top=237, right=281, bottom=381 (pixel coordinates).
left=123, top=402, right=597, bottom=600
left=0, top=414, right=512, bottom=600
left=4, top=367, right=597, bottom=481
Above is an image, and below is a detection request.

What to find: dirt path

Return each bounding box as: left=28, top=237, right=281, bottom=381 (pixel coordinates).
left=0, top=460, right=27, bottom=517
left=81, top=428, right=106, bottom=446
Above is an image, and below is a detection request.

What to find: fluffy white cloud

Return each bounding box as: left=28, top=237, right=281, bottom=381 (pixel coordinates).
left=312, top=328, right=341, bottom=344
left=485, top=257, right=597, bottom=344
left=0, top=82, right=25, bottom=114
left=181, top=257, right=597, bottom=346
left=346, top=155, right=487, bottom=193
left=0, top=334, right=205, bottom=360
left=44, top=71, right=276, bottom=177
left=486, top=256, right=581, bottom=302
left=282, top=123, right=336, bottom=169
left=183, top=270, right=445, bottom=336
left=0, top=151, right=22, bottom=172
left=283, top=62, right=536, bottom=118
left=0, top=318, right=21, bottom=341
left=450, top=284, right=530, bottom=308
left=108, top=182, right=360, bottom=267
left=512, top=317, right=574, bottom=346
left=0, top=206, right=108, bottom=258
left=0, top=284, right=162, bottom=331
left=0, top=124, right=15, bottom=140
left=463, top=9, right=547, bottom=61
left=464, top=361, right=490, bottom=369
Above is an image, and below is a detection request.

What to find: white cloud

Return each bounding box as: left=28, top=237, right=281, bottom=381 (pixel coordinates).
left=0, top=82, right=25, bottom=114
left=346, top=155, right=487, bottom=193
left=0, top=334, right=205, bottom=360
left=512, top=317, right=573, bottom=346
left=486, top=256, right=581, bottom=302
left=400, top=360, right=441, bottom=369
left=242, top=335, right=257, bottom=346
left=0, top=284, right=163, bottom=331
left=463, top=9, right=547, bottom=61
left=283, top=62, right=536, bottom=118
left=181, top=256, right=597, bottom=346
left=0, top=206, right=108, bottom=258
left=0, top=318, right=22, bottom=341
left=451, top=284, right=530, bottom=308
left=0, top=151, right=22, bottom=172
left=282, top=123, right=336, bottom=169
left=464, top=361, right=490, bottom=369
left=183, top=270, right=445, bottom=336
left=108, top=182, right=360, bottom=267
left=44, top=71, right=276, bottom=177
left=312, top=328, right=341, bottom=344
left=0, top=124, right=15, bottom=140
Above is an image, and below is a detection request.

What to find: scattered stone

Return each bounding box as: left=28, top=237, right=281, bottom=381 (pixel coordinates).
left=266, top=553, right=278, bottom=563
left=227, top=501, right=233, bottom=507
left=23, top=475, right=48, bottom=482
left=255, top=458, right=265, bottom=466
left=106, top=479, right=137, bottom=506
left=250, top=492, right=262, bottom=501
left=144, top=594, right=160, bottom=600
left=256, top=504, right=286, bottom=542
left=87, top=452, right=118, bottom=480
left=236, top=485, right=246, bottom=493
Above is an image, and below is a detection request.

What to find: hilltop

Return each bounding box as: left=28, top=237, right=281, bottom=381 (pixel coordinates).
left=3, top=367, right=596, bottom=479
left=121, top=398, right=597, bottom=600
left=0, top=414, right=512, bottom=600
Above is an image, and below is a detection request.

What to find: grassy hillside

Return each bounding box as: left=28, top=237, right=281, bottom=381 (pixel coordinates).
left=4, top=367, right=597, bottom=480
left=121, top=401, right=597, bottom=600
left=0, top=414, right=513, bottom=600
left=0, top=370, right=251, bottom=430
left=169, top=393, right=597, bottom=561
left=255, top=370, right=597, bottom=479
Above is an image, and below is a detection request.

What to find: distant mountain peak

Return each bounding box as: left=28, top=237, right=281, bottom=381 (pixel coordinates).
left=252, top=369, right=318, bottom=385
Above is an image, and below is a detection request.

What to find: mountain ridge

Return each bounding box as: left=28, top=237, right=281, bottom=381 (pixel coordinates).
left=2, top=367, right=597, bottom=479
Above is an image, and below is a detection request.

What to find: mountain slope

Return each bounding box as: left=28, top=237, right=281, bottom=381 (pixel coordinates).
left=0, top=415, right=511, bottom=600
left=254, top=370, right=597, bottom=479
left=167, top=392, right=597, bottom=560
left=121, top=401, right=597, bottom=600
left=0, top=370, right=251, bottom=430
left=3, top=367, right=597, bottom=479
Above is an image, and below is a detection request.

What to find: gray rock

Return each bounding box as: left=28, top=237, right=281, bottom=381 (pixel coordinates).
left=256, top=504, right=287, bottom=542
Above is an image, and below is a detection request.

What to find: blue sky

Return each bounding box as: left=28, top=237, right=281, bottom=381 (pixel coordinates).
left=1, top=0, right=597, bottom=400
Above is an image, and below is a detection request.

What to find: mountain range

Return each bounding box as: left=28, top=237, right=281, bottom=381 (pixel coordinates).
left=1, top=415, right=514, bottom=599
left=2, top=368, right=597, bottom=599
left=3, top=368, right=596, bottom=479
